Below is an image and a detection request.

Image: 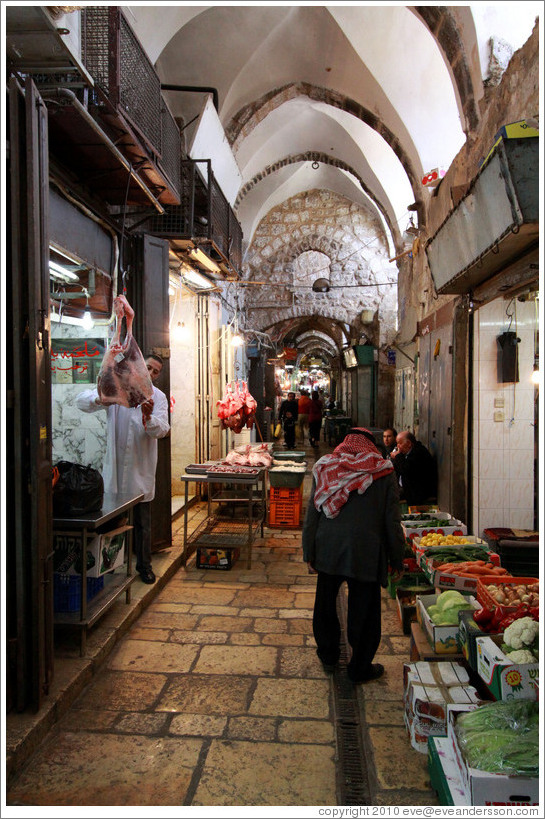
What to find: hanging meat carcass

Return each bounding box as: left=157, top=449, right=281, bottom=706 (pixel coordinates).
left=217, top=381, right=257, bottom=433
left=97, top=295, right=153, bottom=408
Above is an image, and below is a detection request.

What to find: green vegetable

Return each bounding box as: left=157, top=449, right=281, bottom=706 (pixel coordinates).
left=436, top=590, right=468, bottom=611
left=456, top=699, right=539, bottom=734
left=458, top=728, right=539, bottom=775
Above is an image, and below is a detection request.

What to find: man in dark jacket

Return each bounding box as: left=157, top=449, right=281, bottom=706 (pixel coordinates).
left=278, top=391, right=298, bottom=449
left=390, top=431, right=437, bottom=506
left=302, top=428, right=405, bottom=684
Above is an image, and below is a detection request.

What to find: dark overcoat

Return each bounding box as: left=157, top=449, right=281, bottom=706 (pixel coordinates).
left=302, top=471, right=405, bottom=587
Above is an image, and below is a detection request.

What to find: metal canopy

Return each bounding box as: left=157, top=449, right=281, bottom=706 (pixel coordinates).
left=426, top=138, right=539, bottom=295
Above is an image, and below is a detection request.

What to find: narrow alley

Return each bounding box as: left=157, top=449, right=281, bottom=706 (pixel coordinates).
left=6, top=442, right=435, bottom=809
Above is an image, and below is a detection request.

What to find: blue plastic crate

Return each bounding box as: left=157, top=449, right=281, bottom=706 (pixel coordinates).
left=53, top=573, right=104, bottom=613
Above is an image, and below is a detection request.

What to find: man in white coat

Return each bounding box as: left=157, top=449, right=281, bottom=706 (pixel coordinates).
left=77, top=354, right=170, bottom=584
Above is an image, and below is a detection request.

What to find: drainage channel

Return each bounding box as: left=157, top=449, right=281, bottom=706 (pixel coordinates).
left=331, top=590, right=375, bottom=805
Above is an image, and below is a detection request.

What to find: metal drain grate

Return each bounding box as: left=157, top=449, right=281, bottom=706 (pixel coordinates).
left=331, top=588, right=374, bottom=805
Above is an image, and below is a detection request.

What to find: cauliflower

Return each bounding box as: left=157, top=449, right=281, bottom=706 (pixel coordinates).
left=504, top=649, right=537, bottom=664
left=503, top=617, right=539, bottom=651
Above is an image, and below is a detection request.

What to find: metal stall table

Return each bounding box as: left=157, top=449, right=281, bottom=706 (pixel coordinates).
left=180, top=468, right=268, bottom=569
left=52, top=491, right=144, bottom=655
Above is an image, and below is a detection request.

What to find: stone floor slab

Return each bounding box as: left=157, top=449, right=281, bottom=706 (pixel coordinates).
left=227, top=716, right=277, bottom=741
left=368, top=725, right=431, bottom=791
left=156, top=674, right=253, bottom=715
left=250, top=678, right=330, bottom=719
left=192, top=739, right=336, bottom=806
left=169, top=713, right=227, bottom=737
left=233, top=588, right=296, bottom=608
left=278, top=719, right=335, bottom=744
left=198, top=614, right=253, bottom=632
left=7, top=732, right=203, bottom=806
left=279, top=646, right=324, bottom=678
left=71, top=671, right=167, bottom=711
left=193, top=644, right=277, bottom=676
left=107, top=639, right=199, bottom=673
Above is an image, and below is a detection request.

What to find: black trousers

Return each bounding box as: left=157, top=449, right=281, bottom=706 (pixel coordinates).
left=313, top=572, right=382, bottom=680
left=283, top=421, right=296, bottom=448
left=133, top=501, right=152, bottom=572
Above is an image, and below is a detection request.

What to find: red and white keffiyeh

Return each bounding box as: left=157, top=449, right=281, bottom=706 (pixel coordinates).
left=313, top=428, right=394, bottom=519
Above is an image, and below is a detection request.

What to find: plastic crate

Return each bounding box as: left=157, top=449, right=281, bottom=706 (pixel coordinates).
left=476, top=576, right=539, bottom=611
left=53, top=573, right=104, bottom=613
left=268, top=498, right=302, bottom=528
left=270, top=486, right=303, bottom=504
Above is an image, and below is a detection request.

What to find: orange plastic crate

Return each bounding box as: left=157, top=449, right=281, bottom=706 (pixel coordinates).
left=477, top=576, right=539, bottom=611
left=268, top=498, right=302, bottom=528
left=270, top=486, right=303, bottom=504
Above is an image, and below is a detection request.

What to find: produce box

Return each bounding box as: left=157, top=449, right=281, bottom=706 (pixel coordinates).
left=387, top=570, right=428, bottom=599
left=475, top=635, right=538, bottom=701
left=401, top=510, right=451, bottom=522
left=196, top=546, right=240, bottom=570
left=410, top=622, right=465, bottom=663
left=396, top=586, right=435, bottom=634
left=403, top=661, right=482, bottom=753
left=408, top=504, right=439, bottom=514
left=53, top=526, right=130, bottom=577
left=446, top=705, right=539, bottom=805
left=417, top=594, right=478, bottom=654
left=427, top=736, right=470, bottom=806
left=457, top=609, right=502, bottom=672
left=405, top=520, right=467, bottom=539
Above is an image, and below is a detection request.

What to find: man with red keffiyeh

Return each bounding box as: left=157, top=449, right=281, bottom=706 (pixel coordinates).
left=302, top=428, right=405, bottom=684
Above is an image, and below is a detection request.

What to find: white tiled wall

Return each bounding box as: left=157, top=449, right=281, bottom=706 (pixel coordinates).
left=472, top=297, right=538, bottom=535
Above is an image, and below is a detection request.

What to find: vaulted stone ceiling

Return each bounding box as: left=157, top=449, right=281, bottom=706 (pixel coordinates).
left=128, top=3, right=540, bottom=361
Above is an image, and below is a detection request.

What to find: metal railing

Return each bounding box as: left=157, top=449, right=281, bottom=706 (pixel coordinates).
left=81, top=6, right=180, bottom=198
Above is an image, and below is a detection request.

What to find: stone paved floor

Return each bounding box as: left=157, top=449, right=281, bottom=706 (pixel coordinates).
left=5, top=440, right=438, bottom=809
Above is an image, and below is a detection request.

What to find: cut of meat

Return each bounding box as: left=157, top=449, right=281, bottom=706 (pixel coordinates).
left=97, top=295, right=153, bottom=408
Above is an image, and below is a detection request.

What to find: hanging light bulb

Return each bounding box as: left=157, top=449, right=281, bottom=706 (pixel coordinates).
left=173, top=321, right=188, bottom=341
left=231, top=332, right=244, bottom=347
left=82, top=292, right=94, bottom=330
left=531, top=359, right=540, bottom=385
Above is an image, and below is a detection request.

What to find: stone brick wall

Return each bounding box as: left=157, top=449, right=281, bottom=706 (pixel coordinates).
left=243, top=188, right=399, bottom=349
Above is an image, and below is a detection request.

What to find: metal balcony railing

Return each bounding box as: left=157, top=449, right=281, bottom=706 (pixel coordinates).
left=81, top=6, right=181, bottom=201
left=143, top=159, right=243, bottom=277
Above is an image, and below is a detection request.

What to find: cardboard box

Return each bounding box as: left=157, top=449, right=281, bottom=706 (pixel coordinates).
left=446, top=705, right=539, bottom=806
left=403, top=661, right=482, bottom=753
left=475, top=635, right=538, bottom=701
left=457, top=609, right=501, bottom=672
left=427, top=736, right=470, bottom=806
left=53, top=526, right=130, bottom=577
left=196, top=546, right=240, bottom=570
left=387, top=570, right=429, bottom=600
left=410, top=622, right=465, bottom=663
left=396, top=586, right=434, bottom=634
left=416, top=594, right=478, bottom=654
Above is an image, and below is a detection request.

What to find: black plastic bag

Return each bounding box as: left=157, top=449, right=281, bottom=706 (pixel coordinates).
left=52, top=461, right=104, bottom=517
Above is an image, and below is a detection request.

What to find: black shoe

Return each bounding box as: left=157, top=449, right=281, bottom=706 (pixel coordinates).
left=138, top=568, right=156, bottom=584
left=348, top=663, right=384, bottom=684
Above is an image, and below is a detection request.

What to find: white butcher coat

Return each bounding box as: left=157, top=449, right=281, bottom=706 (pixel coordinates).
left=76, top=386, right=170, bottom=502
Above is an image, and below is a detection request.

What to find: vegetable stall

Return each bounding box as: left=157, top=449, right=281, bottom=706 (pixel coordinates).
left=397, top=506, right=539, bottom=806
